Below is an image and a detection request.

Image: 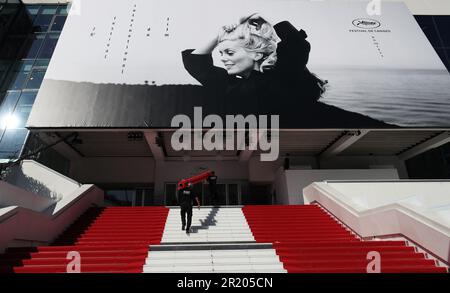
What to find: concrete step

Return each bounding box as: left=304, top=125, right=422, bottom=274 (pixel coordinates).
left=146, top=256, right=281, bottom=266
left=163, top=225, right=250, bottom=229
left=162, top=232, right=253, bottom=236
left=164, top=220, right=247, bottom=224
left=143, top=263, right=286, bottom=273
left=163, top=227, right=252, bottom=230
left=147, top=250, right=278, bottom=259
left=161, top=236, right=255, bottom=241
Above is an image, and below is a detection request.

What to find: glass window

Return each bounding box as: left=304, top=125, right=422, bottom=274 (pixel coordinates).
left=20, top=34, right=45, bottom=59
left=0, top=61, right=12, bottom=89
left=105, top=190, right=134, bottom=206
left=2, top=70, right=28, bottom=91
left=32, top=6, right=57, bottom=32
left=38, top=33, right=59, bottom=59
left=1, top=61, right=33, bottom=91
left=40, top=6, right=58, bottom=15
left=32, top=15, right=54, bottom=32
left=165, top=183, right=177, bottom=205
left=57, top=6, right=68, bottom=16
left=143, top=188, right=154, bottom=206
left=14, top=60, right=35, bottom=72
left=135, top=190, right=143, bottom=206
left=0, top=91, right=21, bottom=128
left=12, top=91, right=37, bottom=128
left=228, top=184, right=239, bottom=205
left=34, top=59, right=50, bottom=67
left=25, top=69, right=45, bottom=89
left=0, top=128, right=28, bottom=159
left=25, top=6, right=40, bottom=20
left=50, top=15, right=66, bottom=31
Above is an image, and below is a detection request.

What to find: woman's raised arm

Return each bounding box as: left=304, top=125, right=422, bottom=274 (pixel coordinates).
left=192, top=36, right=219, bottom=55
left=192, top=22, right=238, bottom=55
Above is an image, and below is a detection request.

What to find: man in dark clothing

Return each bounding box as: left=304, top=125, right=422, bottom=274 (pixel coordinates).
left=178, top=182, right=200, bottom=234
left=207, top=172, right=218, bottom=205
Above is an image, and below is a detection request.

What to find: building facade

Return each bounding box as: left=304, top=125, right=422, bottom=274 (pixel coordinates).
left=0, top=0, right=449, bottom=207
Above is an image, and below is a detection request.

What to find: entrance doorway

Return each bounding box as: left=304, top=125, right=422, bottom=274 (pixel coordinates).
left=105, top=187, right=155, bottom=206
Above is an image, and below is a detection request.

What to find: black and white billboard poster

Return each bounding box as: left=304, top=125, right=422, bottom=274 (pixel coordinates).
left=27, top=0, right=450, bottom=128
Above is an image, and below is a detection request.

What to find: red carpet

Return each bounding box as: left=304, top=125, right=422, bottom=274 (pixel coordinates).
left=242, top=205, right=448, bottom=273
left=0, top=206, right=169, bottom=273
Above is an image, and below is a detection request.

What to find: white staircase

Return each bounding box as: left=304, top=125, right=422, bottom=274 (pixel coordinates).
left=143, top=207, right=286, bottom=273
left=161, top=206, right=254, bottom=243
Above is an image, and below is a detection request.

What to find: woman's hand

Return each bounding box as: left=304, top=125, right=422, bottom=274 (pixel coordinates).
left=222, top=23, right=238, bottom=33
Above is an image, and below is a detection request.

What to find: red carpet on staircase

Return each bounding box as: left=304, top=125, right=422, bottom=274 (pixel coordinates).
left=0, top=206, right=169, bottom=273
left=242, top=204, right=448, bottom=273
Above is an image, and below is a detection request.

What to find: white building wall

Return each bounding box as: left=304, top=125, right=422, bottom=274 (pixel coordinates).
left=278, top=168, right=400, bottom=205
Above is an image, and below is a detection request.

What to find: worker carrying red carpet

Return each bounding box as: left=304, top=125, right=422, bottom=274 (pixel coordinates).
left=178, top=182, right=200, bottom=234
left=177, top=170, right=218, bottom=233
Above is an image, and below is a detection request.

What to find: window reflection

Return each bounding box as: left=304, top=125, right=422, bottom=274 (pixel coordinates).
left=1, top=61, right=33, bottom=91
left=0, top=4, right=66, bottom=160
left=32, top=6, right=58, bottom=32
left=105, top=190, right=135, bottom=206
left=38, top=33, right=59, bottom=59
left=0, top=128, right=28, bottom=159
left=0, top=92, right=21, bottom=126
left=50, top=15, right=67, bottom=32
left=25, top=69, right=45, bottom=89
left=20, top=34, right=45, bottom=59
left=0, top=61, right=12, bottom=88
left=12, top=91, right=37, bottom=128
left=57, top=6, right=68, bottom=16
left=25, top=6, right=40, bottom=18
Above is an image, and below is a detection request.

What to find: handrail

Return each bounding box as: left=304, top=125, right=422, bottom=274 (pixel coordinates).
left=0, top=185, right=100, bottom=223
left=11, top=238, right=49, bottom=245
left=51, top=185, right=100, bottom=219
left=312, top=183, right=450, bottom=234
left=313, top=201, right=450, bottom=267
left=0, top=207, right=19, bottom=224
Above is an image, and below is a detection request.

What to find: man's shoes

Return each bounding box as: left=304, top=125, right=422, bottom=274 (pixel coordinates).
left=182, top=225, right=185, bottom=231
left=186, top=227, right=190, bottom=234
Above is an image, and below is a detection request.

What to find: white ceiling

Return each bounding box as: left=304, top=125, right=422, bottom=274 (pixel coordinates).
left=49, top=129, right=447, bottom=159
